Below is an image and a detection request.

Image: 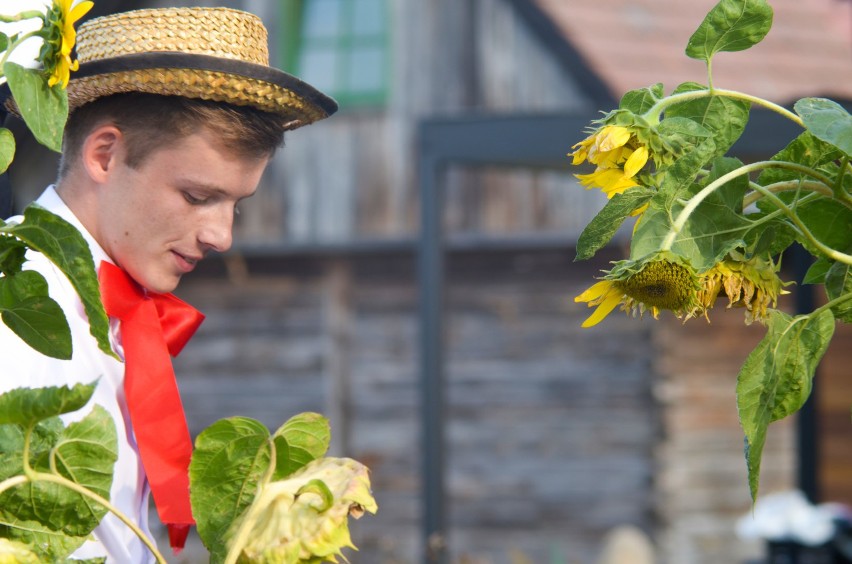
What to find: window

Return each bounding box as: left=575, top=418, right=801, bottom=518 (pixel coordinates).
left=281, top=0, right=389, bottom=108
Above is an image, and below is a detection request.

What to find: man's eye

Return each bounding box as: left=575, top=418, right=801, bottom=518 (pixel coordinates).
left=183, top=192, right=205, bottom=205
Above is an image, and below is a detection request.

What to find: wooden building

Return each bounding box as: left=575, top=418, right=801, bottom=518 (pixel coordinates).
left=4, top=0, right=851, bottom=562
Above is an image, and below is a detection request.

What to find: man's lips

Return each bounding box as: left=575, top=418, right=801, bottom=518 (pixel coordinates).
left=173, top=251, right=202, bottom=273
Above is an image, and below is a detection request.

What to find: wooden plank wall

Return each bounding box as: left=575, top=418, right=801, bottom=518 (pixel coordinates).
left=168, top=250, right=663, bottom=563
left=818, top=318, right=852, bottom=506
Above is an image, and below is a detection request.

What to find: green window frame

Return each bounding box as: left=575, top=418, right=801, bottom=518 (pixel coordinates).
left=280, top=0, right=389, bottom=108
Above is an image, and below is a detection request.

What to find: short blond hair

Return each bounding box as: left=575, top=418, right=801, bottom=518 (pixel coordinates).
left=59, top=93, right=286, bottom=178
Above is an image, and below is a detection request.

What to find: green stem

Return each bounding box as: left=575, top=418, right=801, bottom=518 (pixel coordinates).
left=748, top=182, right=852, bottom=265
left=0, top=30, right=43, bottom=70
left=742, top=180, right=835, bottom=208
left=836, top=155, right=852, bottom=204
left=644, top=88, right=803, bottom=127
left=21, top=426, right=34, bottom=478
left=0, top=11, right=44, bottom=23
left=224, top=437, right=277, bottom=564
left=0, top=467, right=168, bottom=564
left=30, top=471, right=168, bottom=564
left=706, top=60, right=713, bottom=91
left=812, top=291, right=852, bottom=318
left=0, top=474, right=28, bottom=495
left=224, top=504, right=255, bottom=564
left=661, top=160, right=830, bottom=251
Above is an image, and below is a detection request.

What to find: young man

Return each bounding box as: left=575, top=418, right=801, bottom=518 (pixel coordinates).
left=0, top=7, right=335, bottom=562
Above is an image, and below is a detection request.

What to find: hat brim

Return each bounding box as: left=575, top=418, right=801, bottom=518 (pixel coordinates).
left=67, top=52, right=338, bottom=131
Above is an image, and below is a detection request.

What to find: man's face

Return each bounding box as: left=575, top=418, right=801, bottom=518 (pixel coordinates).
left=94, top=128, right=268, bottom=293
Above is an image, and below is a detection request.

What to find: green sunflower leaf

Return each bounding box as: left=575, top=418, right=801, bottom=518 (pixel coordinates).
left=686, top=0, right=773, bottom=63
left=825, top=261, right=852, bottom=323
left=794, top=97, right=852, bottom=157
left=0, top=127, right=15, bottom=174
left=0, top=266, right=69, bottom=360
left=272, top=412, right=331, bottom=479
left=0, top=381, right=95, bottom=427
left=668, top=82, right=750, bottom=156
left=757, top=131, right=841, bottom=187
left=803, top=257, right=832, bottom=285
left=190, top=417, right=272, bottom=564
left=619, top=83, right=665, bottom=114
left=0, top=405, right=116, bottom=561
left=0, top=238, right=28, bottom=275
left=788, top=198, right=852, bottom=259
left=575, top=188, right=655, bottom=261
left=2, top=62, right=67, bottom=153
left=737, top=308, right=835, bottom=502
left=0, top=204, right=116, bottom=360
left=0, top=293, right=71, bottom=359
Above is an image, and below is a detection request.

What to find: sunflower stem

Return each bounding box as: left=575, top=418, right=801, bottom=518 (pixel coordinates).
left=835, top=155, right=852, bottom=206
left=223, top=436, right=277, bottom=564
left=643, top=88, right=803, bottom=127
left=0, top=474, right=28, bottom=496
left=662, top=160, right=840, bottom=253
left=21, top=425, right=35, bottom=479
left=743, top=180, right=836, bottom=208
left=0, top=11, right=44, bottom=23
left=746, top=183, right=852, bottom=265
left=812, top=292, right=852, bottom=318
left=0, top=467, right=167, bottom=563
left=0, top=30, right=43, bottom=71
left=28, top=471, right=169, bottom=564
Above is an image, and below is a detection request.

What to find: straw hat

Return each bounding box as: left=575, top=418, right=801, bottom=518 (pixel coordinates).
left=64, top=7, right=336, bottom=130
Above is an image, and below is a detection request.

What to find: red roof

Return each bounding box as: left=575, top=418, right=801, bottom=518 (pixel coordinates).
left=531, top=0, right=852, bottom=105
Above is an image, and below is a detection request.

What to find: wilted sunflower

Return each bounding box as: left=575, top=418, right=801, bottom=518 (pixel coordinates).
left=39, top=0, right=93, bottom=88
left=232, top=457, right=377, bottom=563
left=575, top=253, right=700, bottom=327
left=693, top=254, right=791, bottom=324
left=0, top=538, right=40, bottom=564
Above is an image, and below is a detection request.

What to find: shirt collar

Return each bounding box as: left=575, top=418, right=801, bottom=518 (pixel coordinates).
left=35, top=185, right=113, bottom=270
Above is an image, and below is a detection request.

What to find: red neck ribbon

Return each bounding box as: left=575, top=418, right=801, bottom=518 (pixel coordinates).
left=98, top=261, right=204, bottom=553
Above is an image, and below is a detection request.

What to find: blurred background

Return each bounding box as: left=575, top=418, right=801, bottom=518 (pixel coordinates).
left=4, top=0, right=852, bottom=562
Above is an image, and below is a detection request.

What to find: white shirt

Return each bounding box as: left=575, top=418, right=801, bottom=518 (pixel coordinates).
left=0, top=186, right=156, bottom=563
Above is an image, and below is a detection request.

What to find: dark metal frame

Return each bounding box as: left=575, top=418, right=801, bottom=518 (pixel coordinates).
left=417, top=112, right=592, bottom=564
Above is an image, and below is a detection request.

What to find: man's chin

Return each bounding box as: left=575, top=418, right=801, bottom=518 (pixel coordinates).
left=139, top=274, right=182, bottom=295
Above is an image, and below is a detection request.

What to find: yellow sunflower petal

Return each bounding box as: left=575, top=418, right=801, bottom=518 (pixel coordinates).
left=623, top=146, right=649, bottom=178
left=595, top=126, right=631, bottom=153
left=600, top=175, right=640, bottom=197
left=575, top=280, right=615, bottom=303
left=68, top=0, right=94, bottom=24
left=580, top=288, right=623, bottom=328
left=590, top=145, right=629, bottom=168
left=576, top=168, right=626, bottom=192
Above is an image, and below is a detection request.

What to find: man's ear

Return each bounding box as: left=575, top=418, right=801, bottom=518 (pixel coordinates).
left=80, top=124, right=124, bottom=183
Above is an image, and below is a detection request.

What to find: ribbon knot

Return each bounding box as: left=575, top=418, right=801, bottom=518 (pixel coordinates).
left=98, top=261, right=204, bottom=553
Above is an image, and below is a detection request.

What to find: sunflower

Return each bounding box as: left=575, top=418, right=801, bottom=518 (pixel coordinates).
left=39, top=0, right=94, bottom=88
left=571, top=124, right=652, bottom=199
left=575, top=254, right=700, bottom=327
left=694, top=254, right=791, bottom=324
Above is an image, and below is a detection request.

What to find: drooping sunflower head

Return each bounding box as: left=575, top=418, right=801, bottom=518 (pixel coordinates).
left=694, top=253, right=791, bottom=324
left=38, top=0, right=94, bottom=88
left=232, top=457, right=377, bottom=563
left=575, top=253, right=700, bottom=327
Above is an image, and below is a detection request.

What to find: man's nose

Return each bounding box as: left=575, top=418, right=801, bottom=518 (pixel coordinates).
left=197, top=207, right=234, bottom=253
